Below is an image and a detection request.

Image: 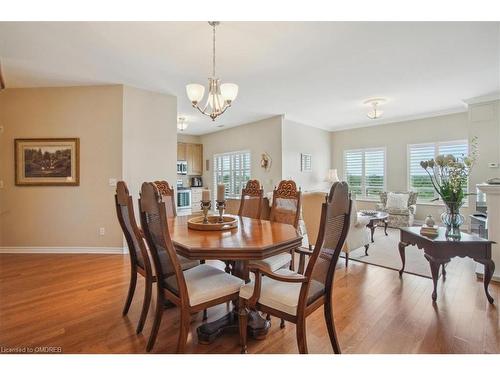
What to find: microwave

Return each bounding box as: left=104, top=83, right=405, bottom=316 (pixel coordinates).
left=177, top=160, right=187, bottom=175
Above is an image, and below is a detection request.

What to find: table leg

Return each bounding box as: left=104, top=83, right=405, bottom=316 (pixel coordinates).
left=369, top=223, right=375, bottom=243
left=196, top=260, right=271, bottom=344
left=398, top=241, right=408, bottom=276
left=424, top=254, right=450, bottom=302
left=384, top=220, right=388, bottom=236
left=475, top=258, right=495, bottom=304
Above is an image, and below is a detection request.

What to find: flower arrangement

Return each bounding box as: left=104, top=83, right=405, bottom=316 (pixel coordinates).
left=419, top=137, right=478, bottom=237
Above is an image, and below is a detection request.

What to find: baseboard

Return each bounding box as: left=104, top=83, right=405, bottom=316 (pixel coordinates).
left=0, top=246, right=125, bottom=254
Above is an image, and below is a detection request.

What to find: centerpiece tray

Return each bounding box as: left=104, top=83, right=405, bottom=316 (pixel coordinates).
left=187, top=215, right=238, bottom=231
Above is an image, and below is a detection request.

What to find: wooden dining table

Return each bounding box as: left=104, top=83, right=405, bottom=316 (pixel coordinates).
left=168, top=214, right=303, bottom=344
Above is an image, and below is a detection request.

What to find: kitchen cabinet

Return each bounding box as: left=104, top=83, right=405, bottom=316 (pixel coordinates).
left=177, top=142, right=203, bottom=176
left=186, top=143, right=203, bottom=176
left=177, top=142, right=187, bottom=161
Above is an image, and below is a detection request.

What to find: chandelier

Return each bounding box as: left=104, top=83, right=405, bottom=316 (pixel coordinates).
left=365, top=98, right=386, bottom=120
left=186, top=22, right=238, bottom=121
left=177, top=117, right=188, bottom=132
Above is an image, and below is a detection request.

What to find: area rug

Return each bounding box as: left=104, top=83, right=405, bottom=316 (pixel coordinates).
left=343, top=227, right=435, bottom=279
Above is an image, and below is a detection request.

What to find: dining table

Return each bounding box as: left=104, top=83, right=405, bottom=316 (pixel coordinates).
left=168, top=213, right=303, bottom=344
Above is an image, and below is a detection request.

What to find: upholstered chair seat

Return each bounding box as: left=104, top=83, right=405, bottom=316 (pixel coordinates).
left=240, top=269, right=324, bottom=316
left=250, top=253, right=292, bottom=272
left=164, top=264, right=244, bottom=307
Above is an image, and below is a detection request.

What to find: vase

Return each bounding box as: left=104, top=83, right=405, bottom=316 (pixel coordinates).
left=440, top=202, right=464, bottom=239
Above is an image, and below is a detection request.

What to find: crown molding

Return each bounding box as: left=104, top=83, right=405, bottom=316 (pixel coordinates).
left=330, top=106, right=467, bottom=133
left=462, top=92, right=500, bottom=106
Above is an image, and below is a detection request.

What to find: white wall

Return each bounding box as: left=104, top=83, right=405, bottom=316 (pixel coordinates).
left=122, top=86, right=177, bottom=203
left=282, top=119, right=331, bottom=191
left=200, top=116, right=283, bottom=193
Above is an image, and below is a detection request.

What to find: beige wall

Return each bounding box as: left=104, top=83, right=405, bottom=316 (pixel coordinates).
left=201, top=116, right=283, bottom=194
left=330, top=112, right=474, bottom=222
left=0, top=86, right=124, bottom=248
left=282, top=119, right=331, bottom=191
left=122, top=86, right=177, bottom=204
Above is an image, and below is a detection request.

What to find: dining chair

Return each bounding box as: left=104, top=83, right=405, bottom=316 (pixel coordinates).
left=115, top=181, right=200, bottom=336
left=238, top=181, right=351, bottom=354
left=250, top=180, right=301, bottom=273
left=153, top=180, right=176, bottom=217
left=154, top=179, right=209, bottom=319
left=115, top=181, right=155, bottom=334
left=238, top=179, right=264, bottom=219
left=139, top=182, right=244, bottom=353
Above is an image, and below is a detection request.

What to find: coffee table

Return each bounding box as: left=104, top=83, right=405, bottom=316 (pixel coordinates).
left=359, top=211, right=389, bottom=243
left=399, top=226, right=495, bottom=303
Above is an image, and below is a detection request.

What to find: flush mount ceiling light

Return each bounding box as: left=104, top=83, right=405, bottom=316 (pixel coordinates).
left=177, top=117, right=188, bottom=132
left=186, top=21, right=239, bottom=121
left=364, top=98, right=387, bottom=120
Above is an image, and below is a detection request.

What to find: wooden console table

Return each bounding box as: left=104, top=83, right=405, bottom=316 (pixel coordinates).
left=398, top=227, right=495, bottom=303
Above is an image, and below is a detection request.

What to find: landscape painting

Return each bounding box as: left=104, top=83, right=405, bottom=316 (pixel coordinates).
left=15, top=138, right=80, bottom=186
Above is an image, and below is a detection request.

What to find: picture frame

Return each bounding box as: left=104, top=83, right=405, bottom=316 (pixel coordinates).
left=301, top=153, right=312, bottom=172
left=15, top=138, right=80, bottom=186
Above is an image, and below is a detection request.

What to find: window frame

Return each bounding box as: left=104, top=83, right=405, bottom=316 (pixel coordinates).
left=213, top=149, right=252, bottom=201
left=343, top=146, right=387, bottom=200
left=407, top=139, right=469, bottom=205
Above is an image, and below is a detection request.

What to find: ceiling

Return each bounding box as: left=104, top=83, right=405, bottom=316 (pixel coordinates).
left=0, top=22, right=499, bottom=135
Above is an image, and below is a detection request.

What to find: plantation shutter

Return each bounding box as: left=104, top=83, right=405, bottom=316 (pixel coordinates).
left=344, top=150, right=363, bottom=197
left=409, top=144, right=436, bottom=201
left=408, top=140, right=468, bottom=201
left=364, top=149, right=385, bottom=198
left=213, top=151, right=251, bottom=199
left=344, top=148, right=385, bottom=198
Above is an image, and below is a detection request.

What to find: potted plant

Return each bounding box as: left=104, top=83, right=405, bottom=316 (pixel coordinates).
left=419, top=137, right=478, bottom=238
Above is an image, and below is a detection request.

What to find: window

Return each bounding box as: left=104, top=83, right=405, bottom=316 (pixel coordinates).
left=344, top=148, right=386, bottom=199
left=408, top=140, right=468, bottom=202
left=213, top=150, right=251, bottom=199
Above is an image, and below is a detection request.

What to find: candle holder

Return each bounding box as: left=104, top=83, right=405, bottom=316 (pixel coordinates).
left=216, top=200, right=226, bottom=223
left=200, top=201, right=211, bottom=224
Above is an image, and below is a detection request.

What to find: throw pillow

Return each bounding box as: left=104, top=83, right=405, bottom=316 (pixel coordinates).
left=386, top=192, right=409, bottom=210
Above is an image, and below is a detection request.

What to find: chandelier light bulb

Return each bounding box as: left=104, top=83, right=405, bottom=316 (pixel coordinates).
left=186, top=84, right=205, bottom=104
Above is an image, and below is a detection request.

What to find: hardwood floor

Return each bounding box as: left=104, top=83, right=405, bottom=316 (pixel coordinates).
left=0, top=244, right=499, bottom=354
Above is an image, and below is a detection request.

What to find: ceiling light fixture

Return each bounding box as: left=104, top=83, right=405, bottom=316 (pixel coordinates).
left=186, top=21, right=238, bottom=121
left=364, top=98, right=387, bottom=120
left=177, top=117, right=188, bottom=132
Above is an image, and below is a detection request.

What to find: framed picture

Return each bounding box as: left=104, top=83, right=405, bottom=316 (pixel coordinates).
left=301, top=153, right=312, bottom=172
left=15, top=138, right=80, bottom=186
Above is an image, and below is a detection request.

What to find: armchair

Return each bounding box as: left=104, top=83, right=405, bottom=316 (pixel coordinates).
left=342, top=200, right=371, bottom=266
left=377, top=191, right=418, bottom=228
